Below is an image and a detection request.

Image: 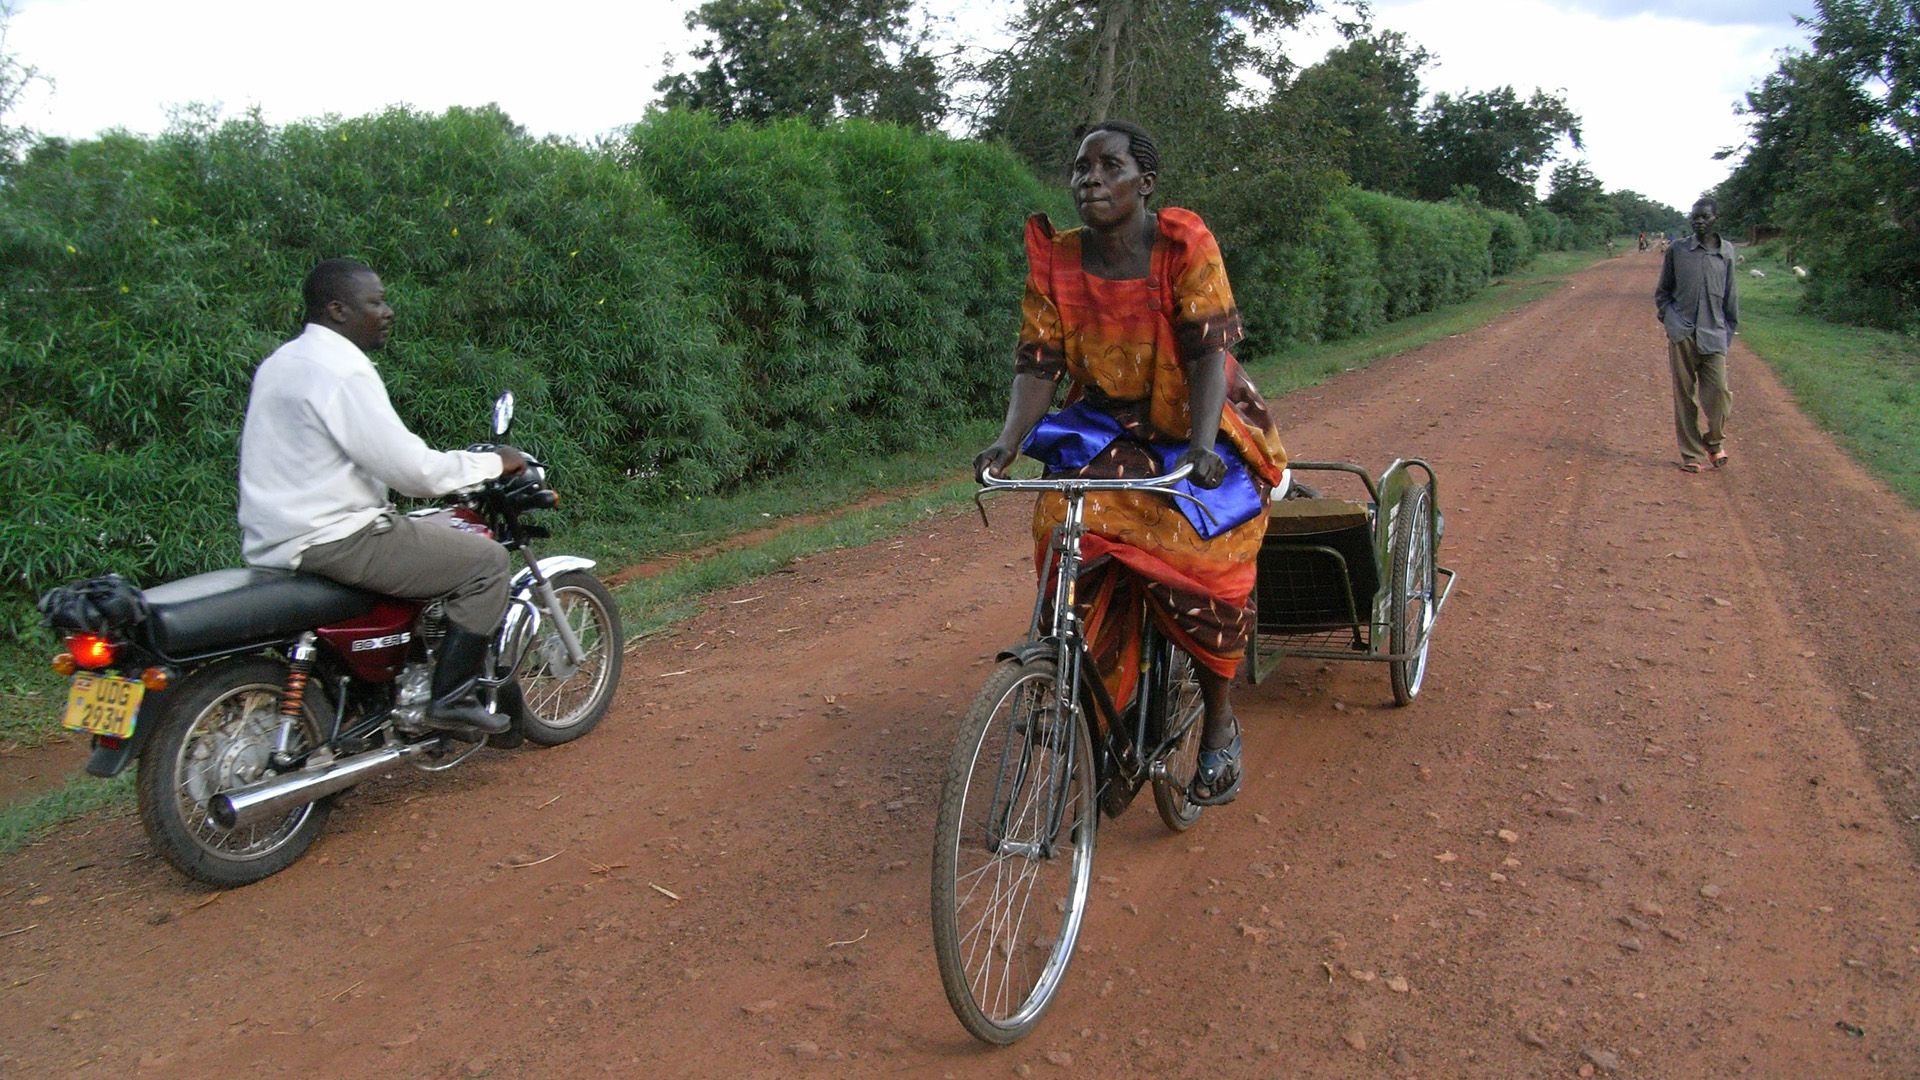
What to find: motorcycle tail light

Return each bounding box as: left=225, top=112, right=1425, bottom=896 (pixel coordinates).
left=65, top=633, right=115, bottom=670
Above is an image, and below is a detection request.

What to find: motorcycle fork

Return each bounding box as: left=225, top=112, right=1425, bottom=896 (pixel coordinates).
left=508, top=541, right=587, bottom=670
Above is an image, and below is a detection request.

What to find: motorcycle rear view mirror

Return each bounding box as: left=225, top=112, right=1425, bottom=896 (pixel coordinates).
left=493, top=391, right=516, bottom=437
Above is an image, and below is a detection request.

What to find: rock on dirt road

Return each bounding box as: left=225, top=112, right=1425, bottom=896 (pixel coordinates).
left=3, top=252, right=1918, bottom=1077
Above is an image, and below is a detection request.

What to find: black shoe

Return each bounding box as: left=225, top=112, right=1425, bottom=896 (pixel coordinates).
left=427, top=627, right=509, bottom=736
left=484, top=678, right=530, bottom=749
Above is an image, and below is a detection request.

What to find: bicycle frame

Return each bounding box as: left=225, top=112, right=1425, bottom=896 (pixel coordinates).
left=977, top=466, right=1211, bottom=819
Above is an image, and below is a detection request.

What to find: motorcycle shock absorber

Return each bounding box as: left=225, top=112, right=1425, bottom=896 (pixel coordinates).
left=271, top=632, right=317, bottom=768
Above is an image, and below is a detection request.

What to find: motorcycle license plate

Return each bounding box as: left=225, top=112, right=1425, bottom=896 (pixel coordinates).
left=60, top=674, right=144, bottom=739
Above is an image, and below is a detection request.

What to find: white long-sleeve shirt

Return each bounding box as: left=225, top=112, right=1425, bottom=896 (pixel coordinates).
left=238, top=323, right=503, bottom=568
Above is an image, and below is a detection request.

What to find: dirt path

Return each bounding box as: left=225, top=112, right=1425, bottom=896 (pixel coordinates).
left=4, top=251, right=1917, bottom=1078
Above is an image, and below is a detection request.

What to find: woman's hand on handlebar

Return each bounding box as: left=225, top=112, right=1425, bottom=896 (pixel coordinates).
left=1173, top=444, right=1225, bottom=489
left=974, top=442, right=1017, bottom=482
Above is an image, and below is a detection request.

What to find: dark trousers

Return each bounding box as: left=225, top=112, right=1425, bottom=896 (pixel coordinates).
left=1668, top=337, right=1731, bottom=463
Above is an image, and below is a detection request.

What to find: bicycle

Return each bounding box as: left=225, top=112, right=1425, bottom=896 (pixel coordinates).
left=930, top=463, right=1220, bottom=1044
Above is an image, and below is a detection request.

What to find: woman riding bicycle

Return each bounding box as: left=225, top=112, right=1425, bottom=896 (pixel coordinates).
left=974, top=120, right=1287, bottom=806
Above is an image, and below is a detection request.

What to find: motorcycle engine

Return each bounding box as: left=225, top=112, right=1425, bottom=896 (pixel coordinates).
left=391, top=660, right=435, bottom=735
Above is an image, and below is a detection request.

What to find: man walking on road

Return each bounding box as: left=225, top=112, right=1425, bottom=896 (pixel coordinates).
left=1654, top=198, right=1738, bottom=472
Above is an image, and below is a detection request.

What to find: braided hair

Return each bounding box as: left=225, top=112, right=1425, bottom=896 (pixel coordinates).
left=1080, top=119, right=1160, bottom=195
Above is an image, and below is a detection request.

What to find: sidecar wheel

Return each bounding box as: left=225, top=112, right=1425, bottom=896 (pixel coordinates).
left=136, top=656, right=331, bottom=887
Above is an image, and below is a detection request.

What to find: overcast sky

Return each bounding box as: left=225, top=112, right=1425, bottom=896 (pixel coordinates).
left=8, top=0, right=1809, bottom=212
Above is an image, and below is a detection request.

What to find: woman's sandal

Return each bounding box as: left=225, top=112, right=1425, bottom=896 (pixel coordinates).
left=1188, top=719, right=1244, bottom=806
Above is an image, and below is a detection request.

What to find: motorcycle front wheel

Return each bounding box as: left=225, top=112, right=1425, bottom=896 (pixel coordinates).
left=516, top=570, right=623, bottom=746
left=135, top=656, right=330, bottom=887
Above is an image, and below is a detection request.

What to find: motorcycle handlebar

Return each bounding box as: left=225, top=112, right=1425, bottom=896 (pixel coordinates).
left=493, top=465, right=558, bottom=513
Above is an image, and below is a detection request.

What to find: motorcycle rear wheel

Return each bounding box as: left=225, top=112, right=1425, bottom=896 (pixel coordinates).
left=136, top=656, right=330, bottom=887
left=517, top=570, right=623, bottom=746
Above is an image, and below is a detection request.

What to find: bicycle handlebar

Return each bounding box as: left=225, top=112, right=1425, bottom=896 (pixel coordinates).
left=973, top=461, right=1217, bottom=529
left=975, top=461, right=1196, bottom=492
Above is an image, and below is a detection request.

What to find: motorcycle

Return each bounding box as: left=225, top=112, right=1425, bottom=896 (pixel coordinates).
left=37, top=392, right=623, bottom=887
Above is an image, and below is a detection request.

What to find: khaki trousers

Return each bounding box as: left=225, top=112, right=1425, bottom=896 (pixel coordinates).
left=298, top=512, right=510, bottom=634
left=1668, top=337, right=1731, bottom=463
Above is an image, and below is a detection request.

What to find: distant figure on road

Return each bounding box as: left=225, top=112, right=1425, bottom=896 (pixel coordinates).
left=1654, top=198, right=1738, bottom=473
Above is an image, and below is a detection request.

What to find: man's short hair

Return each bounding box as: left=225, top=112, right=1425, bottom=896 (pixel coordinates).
left=303, top=258, right=375, bottom=319
left=1692, top=197, right=1720, bottom=215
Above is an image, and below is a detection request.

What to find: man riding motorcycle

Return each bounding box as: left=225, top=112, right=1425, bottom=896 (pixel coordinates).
left=238, top=257, right=526, bottom=735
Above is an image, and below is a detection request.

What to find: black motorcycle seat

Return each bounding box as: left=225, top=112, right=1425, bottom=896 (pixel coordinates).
left=141, top=568, right=380, bottom=658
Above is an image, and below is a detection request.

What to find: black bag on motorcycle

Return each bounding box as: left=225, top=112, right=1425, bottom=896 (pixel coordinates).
left=38, top=573, right=151, bottom=634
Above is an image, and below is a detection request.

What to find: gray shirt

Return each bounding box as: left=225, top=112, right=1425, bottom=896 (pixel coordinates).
left=1654, top=234, right=1739, bottom=354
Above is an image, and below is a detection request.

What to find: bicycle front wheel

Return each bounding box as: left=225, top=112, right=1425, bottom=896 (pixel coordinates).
left=931, top=657, right=1096, bottom=1044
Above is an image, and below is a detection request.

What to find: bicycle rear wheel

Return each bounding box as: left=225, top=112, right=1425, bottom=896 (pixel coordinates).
left=931, top=657, right=1096, bottom=1044
left=1150, top=643, right=1207, bottom=832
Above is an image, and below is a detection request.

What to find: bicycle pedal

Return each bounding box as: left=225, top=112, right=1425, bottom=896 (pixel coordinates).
left=1099, top=777, right=1141, bottom=818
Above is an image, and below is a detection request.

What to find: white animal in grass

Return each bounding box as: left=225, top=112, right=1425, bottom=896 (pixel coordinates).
left=1749, top=268, right=1766, bottom=278
left=1792, top=265, right=1809, bottom=279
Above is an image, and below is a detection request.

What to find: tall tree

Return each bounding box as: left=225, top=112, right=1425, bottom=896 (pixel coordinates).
left=968, top=0, right=1322, bottom=185
left=1718, top=0, right=1917, bottom=327
left=1544, top=159, right=1617, bottom=247
left=1715, top=50, right=1860, bottom=233
left=1412, top=86, right=1581, bottom=212
left=0, top=0, right=48, bottom=167
left=655, top=0, right=946, bottom=130
left=1284, top=30, right=1430, bottom=196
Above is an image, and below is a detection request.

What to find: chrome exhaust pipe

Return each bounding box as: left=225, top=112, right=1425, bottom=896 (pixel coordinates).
left=210, top=741, right=432, bottom=830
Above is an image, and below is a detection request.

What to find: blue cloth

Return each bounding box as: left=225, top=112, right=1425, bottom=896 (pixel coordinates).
left=1021, top=402, right=1264, bottom=541
left=1021, top=401, right=1126, bottom=471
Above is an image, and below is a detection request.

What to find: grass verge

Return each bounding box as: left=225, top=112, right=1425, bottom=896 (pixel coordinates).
left=1736, top=248, right=1920, bottom=508
left=611, top=480, right=980, bottom=641
left=0, top=772, right=136, bottom=856
left=0, top=246, right=1603, bottom=850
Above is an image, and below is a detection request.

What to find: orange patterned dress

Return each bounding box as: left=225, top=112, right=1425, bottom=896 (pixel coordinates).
left=1017, top=207, right=1287, bottom=710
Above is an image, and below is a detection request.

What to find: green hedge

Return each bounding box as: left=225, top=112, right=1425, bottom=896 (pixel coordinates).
left=0, top=105, right=1537, bottom=645
left=0, top=107, right=1049, bottom=641
left=1228, top=186, right=1527, bottom=354
left=611, top=112, right=1047, bottom=470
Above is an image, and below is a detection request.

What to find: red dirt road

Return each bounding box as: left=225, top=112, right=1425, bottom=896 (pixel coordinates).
left=4, top=252, right=1918, bottom=1078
